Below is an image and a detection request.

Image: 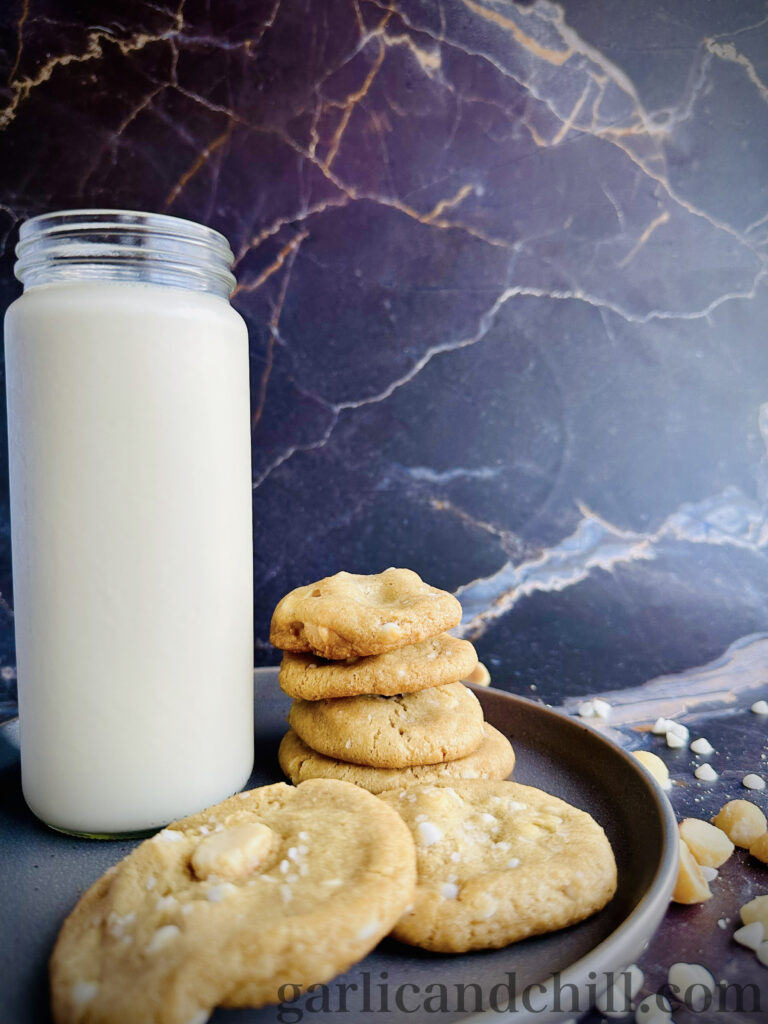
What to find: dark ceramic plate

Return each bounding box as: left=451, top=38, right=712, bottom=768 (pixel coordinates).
left=1, top=668, right=677, bottom=1024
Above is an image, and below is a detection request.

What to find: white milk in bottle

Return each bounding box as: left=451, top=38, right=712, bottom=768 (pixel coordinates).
left=4, top=210, right=254, bottom=836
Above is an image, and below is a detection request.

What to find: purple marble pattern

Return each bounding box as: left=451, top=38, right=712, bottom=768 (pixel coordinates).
left=2, top=1, right=768, bottom=1019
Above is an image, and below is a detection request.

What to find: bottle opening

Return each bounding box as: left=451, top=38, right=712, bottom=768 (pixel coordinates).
left=15, top=209, right=237, bottom=298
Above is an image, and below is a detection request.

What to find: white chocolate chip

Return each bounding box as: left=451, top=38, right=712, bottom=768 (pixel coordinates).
left=155, top=895, right=178, bottom=912
left=146, top=924, right=181, bottom=954
left=652, top=717, right=670, bottom=735
left=757, top=942, right=768, bottom=967
left=577, top=701, right=595, bottom=718
left=734, top=921, right=765, bottom=950
left=106, top=912, right=135, bottom=939
left=596, top=963, right=643, bottom=1017
left=743, top=774, right=766, bottom=791
left=156, top=829, right=184, bottom=843
left=206, top=883, right=236, bottom=902
left=72, top=981, right=99, bottom=1006
left=690, top=737, right=715, bottom=755
left=191, top=823, right=275, bottom=881
left=416, top=821, right=443, bottom=847
left=700, top=866, right=718, bottom=882
left=441, top=882, right=459, bottom=899
left=592, top=698, right=611, bottom=720
left=666, top=731, right=686, bottom=749
left=667, top=962, right=715, bottom=1011
left=695, top=764, right=718, bottom=782
left=507, top=858, right=520, bottom=868
left=751, top=700, right=768, bottom=715
left=356, top=919, right=381, bottom=941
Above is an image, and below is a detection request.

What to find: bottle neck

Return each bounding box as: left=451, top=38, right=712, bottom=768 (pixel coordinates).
left=14, top=210, right=236, bottom=299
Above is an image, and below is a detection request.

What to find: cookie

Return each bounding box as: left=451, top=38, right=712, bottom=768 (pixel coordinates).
left=288, top=683, right=485, bottom=768
left=50, top=779, right=416, bottom=1024
left=278, top=724, right=515, bottom=794
left=279, top=633, right=477, bottom=700
left=270, top=568, right=462, bottom=659
left=379, top=780, right=617, bottom=953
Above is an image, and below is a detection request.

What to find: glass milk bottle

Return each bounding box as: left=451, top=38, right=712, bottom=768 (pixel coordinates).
left=4, top=210, right=254, bottom=837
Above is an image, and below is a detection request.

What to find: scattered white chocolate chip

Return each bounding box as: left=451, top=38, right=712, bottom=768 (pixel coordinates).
left=577, top=701, right=595, bottom=718
left=592, top=699, right=612, bottom=720
left=666, top=731, right=686, bottom=749
left=713, top=800, right=768, bottom=847
left=694, top=764, right=718, bottom=782
left=72, top=981, right=99, bottom=1006
left=146, top=924, right=180, bottom=954
left=632, top=750, right=672, bottom=790
left=416, top=821, right=443, bottom=847
left=441, top=882, right=459, bottom=899
left=652, top=717, right=670, bottom=735
left=743, top=774, right=766, bottom=791
left=751, top=700, right=768, bottom=715
left=700, top=866, right=719, bottom=882
left=667, top=962, right=716, bottom=1011
left=734, top=921, right=765, bottom=950
left=595, top=963, right=643, bottom=1017
left=155, top=895, right=178, bottom=912
left=690, top=737, right=715, bottom=755
left=191, top=823, right=274, bottom=881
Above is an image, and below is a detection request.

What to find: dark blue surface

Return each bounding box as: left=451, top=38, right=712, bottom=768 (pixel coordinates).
left=1, top=1, right=768, bottom=1019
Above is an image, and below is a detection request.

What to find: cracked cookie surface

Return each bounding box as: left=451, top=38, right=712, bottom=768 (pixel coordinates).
left=379, top=780, right=617, bottom=953
left=270, top=568, right=462, bottom=659
left=288, top=683, right=485, bottom=767
left=50, top=780, right=416, bottom=1024
left=278, top=633, right=477, bottom=700
left=278, top=724, right=515, bottom=794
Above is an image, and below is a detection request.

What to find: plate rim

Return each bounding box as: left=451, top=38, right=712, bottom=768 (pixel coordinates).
left=256, top=666, right=679, bottom=1023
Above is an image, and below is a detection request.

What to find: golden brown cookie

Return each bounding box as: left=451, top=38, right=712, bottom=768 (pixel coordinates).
left=379, top=780, right=617, bottom=953
left=278, top=724, right=515, bottom=794
left=270, top=568, right=462, bottom=659
left=288, top=683, right=485, bottom=768
left=50, top=780, right=416, bottom=1024
left=279, top=633, right=477, bottom=700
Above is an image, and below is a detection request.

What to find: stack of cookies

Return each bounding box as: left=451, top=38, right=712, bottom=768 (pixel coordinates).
left=270, top=568, right=516, bottom=793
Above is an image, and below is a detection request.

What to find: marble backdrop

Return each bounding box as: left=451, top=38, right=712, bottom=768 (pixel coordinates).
left=0, top=0, right=767, bottom=709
